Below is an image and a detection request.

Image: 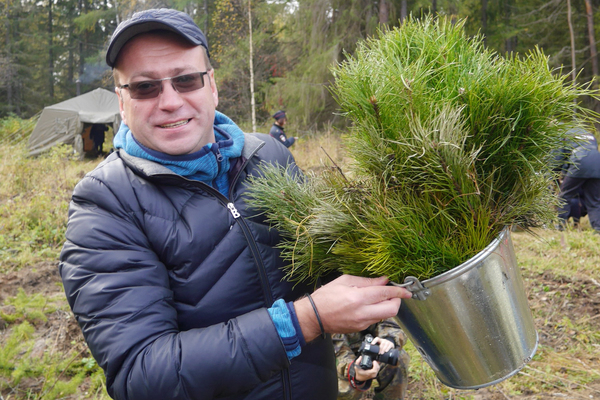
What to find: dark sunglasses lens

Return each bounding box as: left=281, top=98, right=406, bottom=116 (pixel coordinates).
left=129, top=80, right=162, bottom=99
left=172, top=73, right=205, bottom=93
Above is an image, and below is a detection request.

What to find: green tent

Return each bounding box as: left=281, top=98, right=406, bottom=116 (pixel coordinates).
left=28, top=88, right=121, bottom=156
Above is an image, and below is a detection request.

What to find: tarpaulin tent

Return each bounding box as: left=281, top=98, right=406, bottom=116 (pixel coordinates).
left=28, top=88, right=121, bottom=156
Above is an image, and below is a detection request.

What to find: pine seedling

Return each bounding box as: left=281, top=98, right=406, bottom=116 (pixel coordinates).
left=246, top=16, right=597, bottom=285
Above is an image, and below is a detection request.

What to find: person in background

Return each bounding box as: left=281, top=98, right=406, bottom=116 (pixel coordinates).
left=58, top=8, right=411, bottom=400
left=90, top=124, right=108, bottom=156
left=558, top=128, right=600, bottom=233
left=269, top=110, right=297, bottom=148
left=334, top=318, right=410, bottom=400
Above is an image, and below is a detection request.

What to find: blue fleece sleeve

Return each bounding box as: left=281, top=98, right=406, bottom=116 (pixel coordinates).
left=267, top=299, right=303, bottom=359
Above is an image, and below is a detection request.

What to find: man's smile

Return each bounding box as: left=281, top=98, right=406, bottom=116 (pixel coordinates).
left=160, top=119, right=191, bottom=129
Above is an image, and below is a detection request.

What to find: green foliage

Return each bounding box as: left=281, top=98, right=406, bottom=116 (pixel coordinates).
left=0, top=141, right=94, bottom=271
left=0, top=291, right=109, bottom=399
left=0, top=288, right=58, bottom=323
left=0, top=114, right=38, bottom=144
left=247, top=16, right=598, bottom=285
left=266, top=0, right=398, bottom=130
left=74, top=9, right=117, bottom=33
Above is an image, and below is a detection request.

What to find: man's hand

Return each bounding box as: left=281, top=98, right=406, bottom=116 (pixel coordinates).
left=354, top=336, right=394, bottom=381
left=354, top=356, right=380, bottom=381
left=295, top=275, right=412, bottom=342
left=371, top=336, right=395, bottom=353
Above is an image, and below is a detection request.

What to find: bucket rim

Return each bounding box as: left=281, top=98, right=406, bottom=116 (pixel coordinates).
left=418, top=227, right=509, bottom=289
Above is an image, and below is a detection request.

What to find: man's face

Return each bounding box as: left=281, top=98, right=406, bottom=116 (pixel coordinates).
left=115, top=32, right=218, bottom=155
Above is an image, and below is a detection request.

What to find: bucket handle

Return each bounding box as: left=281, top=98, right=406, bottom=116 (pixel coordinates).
left=390, top=276, right=431, bottom=300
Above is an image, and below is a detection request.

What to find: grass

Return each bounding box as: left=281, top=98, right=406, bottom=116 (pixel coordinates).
left=0, top=119, right=599, bottom=399
left=0, top=142, right=98, bottom=273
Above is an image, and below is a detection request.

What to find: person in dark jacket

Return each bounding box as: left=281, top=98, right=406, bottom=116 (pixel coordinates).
left=558, top=128, right=600, bottom=233
left=269, top=110, right=297, bottom=148
left=58, top=9, right=411, bottom=400
left=90, top=124, right=108, bottom=156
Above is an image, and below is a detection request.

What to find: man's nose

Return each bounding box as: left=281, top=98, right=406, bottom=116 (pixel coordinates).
left=157, top=80, right=184, bottom=109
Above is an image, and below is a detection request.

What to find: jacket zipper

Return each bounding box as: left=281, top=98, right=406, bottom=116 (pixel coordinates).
left=149, top=170, right=274, bottom=307
left=198, top=183, right=274, bottom=307
left=227, top=147, right=293, bottom=400
left=148, top=140, right=292, bottom=400
left=195, top=178, right=292, bottom=400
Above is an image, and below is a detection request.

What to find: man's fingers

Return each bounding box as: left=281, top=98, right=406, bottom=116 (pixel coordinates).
left=363, top=297, right=402, bottom=320
left=332, top=275, right=390, bottom=288
left=360, top=285, right=412, bottom=303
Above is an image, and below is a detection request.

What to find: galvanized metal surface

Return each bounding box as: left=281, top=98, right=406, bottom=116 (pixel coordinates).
left=395, top=229, right=538, bottom=389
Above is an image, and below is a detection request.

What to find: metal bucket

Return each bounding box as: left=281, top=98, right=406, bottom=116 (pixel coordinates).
left=394, top=228, right=538, bottom=389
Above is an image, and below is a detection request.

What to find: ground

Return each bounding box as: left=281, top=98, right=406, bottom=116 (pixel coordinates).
left=0, top=260, right=598, bottom=399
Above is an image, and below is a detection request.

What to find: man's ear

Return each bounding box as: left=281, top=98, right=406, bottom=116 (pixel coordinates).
left=115, top=87, right=127, bottom=125
left=208, top=69, right=219, bottom=108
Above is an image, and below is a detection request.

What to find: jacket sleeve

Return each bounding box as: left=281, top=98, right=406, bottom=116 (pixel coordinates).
left=59, top=165, right=289, bottom=400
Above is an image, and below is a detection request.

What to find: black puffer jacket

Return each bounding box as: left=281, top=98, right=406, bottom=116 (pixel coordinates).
left=59, top=133, right=337, bottom=400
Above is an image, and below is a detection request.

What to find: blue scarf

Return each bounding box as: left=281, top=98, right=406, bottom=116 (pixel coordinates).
left=114, top=111, right=245, bottom=198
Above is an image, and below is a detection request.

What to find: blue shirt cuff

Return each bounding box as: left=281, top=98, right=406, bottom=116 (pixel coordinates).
left=286, top=301, right=306, bottom=347
left=267, top=299, right=302, bottom=360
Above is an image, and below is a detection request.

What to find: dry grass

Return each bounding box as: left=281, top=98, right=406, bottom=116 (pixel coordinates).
left=290, top=130, right=349, bottom=174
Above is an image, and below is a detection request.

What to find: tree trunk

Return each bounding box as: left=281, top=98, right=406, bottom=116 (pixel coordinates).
left=204, top=0, right=208, bottom=33
left=78, top=0, right=85, bottom=85
left=567, top=0, right=577, bottom=86
left=379, top=0, right=389, bottom=24
left=482, top=0, right=488, bottom=47
left=248, top=0, right=256, bottom=132
left=48, top=0, right=54, bottom=100
left=432, top=0, right=437, bottom=17
left=400, top=0, right=407, bottom=24
left=5, top=1, right=12, bottom=111
left=504, top=0, right=516, bottom=54
left=584, top=0, right=598, bottom=90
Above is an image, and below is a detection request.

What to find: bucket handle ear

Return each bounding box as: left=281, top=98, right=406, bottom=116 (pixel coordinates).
left=390, top=276, right=431, bottom=300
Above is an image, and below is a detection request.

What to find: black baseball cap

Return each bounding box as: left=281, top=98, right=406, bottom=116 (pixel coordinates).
left=106, top=8, right=209, bottom=68
left=272, top=110, right=286, bottom=120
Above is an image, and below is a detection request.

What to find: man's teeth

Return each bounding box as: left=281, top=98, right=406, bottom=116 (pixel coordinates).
left=161, top=120, right=188, bottom=128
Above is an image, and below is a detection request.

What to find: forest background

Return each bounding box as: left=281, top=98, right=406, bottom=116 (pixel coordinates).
left=3, top=0, right=600, bottom=132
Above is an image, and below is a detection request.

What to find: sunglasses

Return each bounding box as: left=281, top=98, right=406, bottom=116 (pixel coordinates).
left=119, top=71, right=209, bottom=99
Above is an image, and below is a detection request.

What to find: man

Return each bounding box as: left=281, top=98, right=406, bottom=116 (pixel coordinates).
left=558, top=128, right=600, bottom=233
left=58, top=8, right=411, bottom=400
left=269, top=110, right=297, bottom=148
left=90, top=124, right=108, bottom=156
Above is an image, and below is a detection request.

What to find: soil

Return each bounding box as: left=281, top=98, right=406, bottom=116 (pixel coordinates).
left=0, top=262, right=598, bottom=399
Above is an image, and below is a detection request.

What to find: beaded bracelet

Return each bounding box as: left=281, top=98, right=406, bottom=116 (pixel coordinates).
left=306, top=293, right=326, bottom=339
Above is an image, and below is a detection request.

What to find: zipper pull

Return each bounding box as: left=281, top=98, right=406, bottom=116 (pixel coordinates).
left=213, top=146, right=224, bottom=162
left=227, top=203, right=241, bottom=218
